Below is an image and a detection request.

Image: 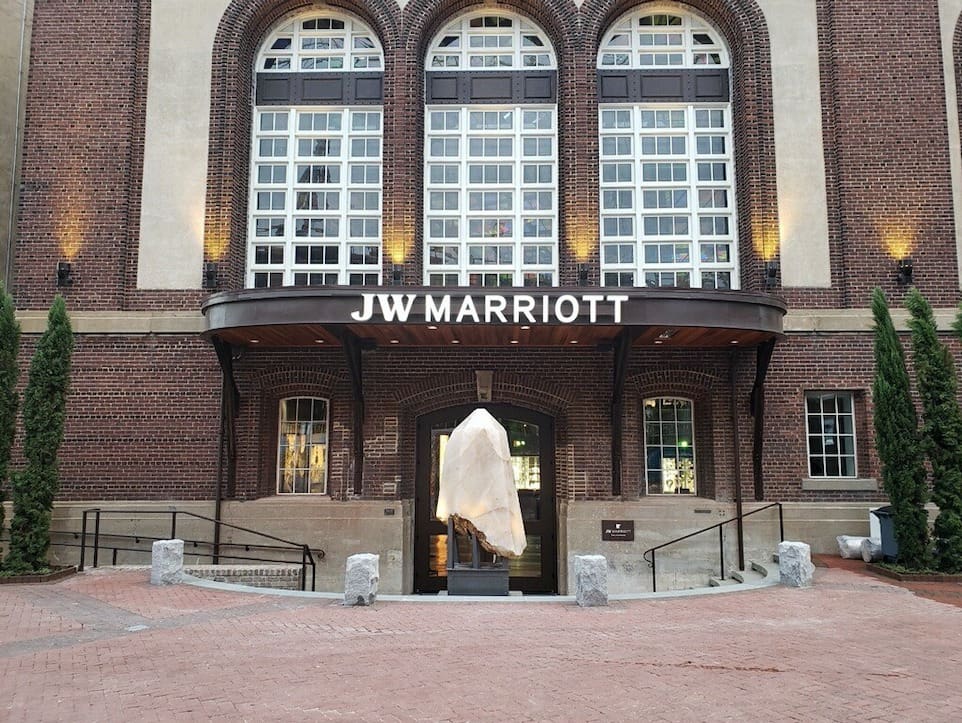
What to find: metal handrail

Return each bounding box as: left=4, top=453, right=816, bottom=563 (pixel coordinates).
left=77, top=508, right=322, bottom=591
left=642, top=502, right=783, bottom=593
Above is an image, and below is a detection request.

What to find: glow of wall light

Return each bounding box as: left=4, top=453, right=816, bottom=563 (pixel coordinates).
left=203, top=201, right=231, bottom=262
left=56, top=180, right=87, bottom=261
left=875, top=217, right=916, bottom=260
left=383, top=226, right=412, bottom=265
left=752, top=215, right=779, bottom=262
left=567, top=218, right=597, bottom=263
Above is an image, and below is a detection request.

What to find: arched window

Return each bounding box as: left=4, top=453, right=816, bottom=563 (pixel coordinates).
left=598, top=9, right=737, bottom=289
left=424, top=12, right=558, bottom=287
left=644, top=397, right=696, bottom=495
left=277, top=397, right=329, bottom=494
left=248, top=13, right=384, bottom=288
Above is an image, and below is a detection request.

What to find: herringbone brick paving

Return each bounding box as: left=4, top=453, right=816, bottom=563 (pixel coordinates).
left=0, top=566, right=960, bottom=721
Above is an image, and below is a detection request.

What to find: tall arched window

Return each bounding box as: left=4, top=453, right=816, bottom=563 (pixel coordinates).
left=424, top=12, right=558, bottom=287
left=248, top=13, right=384, bottom=288
left=597, top=9, right=737, bottom=289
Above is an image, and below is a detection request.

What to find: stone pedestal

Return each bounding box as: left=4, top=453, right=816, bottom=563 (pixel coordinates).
left=574, top=555, right=608, bottom=607
left=344, top=553, right=379, bottom=606
left=150, top=539, right=184, bottom=585
left=778, top=541, right=815, bottom=588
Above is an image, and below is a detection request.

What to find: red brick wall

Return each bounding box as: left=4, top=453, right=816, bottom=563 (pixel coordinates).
left=810, top=0, right=958, bottom=308
left=6, top=335, right=221, bottom=501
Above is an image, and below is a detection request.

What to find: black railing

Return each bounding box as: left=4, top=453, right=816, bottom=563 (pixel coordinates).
left=642, top=502, right=783, bottom=593
left=75, top=508, right=322, bottom=591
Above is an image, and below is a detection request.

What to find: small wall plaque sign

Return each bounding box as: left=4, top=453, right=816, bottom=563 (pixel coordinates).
left=602, top=519, right=634, bottom=542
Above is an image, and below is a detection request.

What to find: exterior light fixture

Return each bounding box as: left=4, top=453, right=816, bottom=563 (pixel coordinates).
left=578, top=263, right=590, bottom=286
left=203, top=261, right=218, bottom=290
left=896, top=258, right=914, bottom=286
left=764, top=260, right=779, bottom=290
left=391, top=264, right=403, bottom=285
left=56, top=261, right=73, bottom=287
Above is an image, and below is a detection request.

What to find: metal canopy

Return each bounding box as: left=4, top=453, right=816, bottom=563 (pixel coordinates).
left=201, top=286, right=786, bottom=349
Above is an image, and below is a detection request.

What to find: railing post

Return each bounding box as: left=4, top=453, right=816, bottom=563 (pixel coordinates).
left=79, top=510, right=88, bottom=571
left=719, top=526, right=725, bottom=579
left=112, top=548, right=118, bottom=565
left=93, top=510, right=101, bottom=568
left=651, top=551, right=657, bottom=593
left=778, top=503, right=784, bottom=541
left=170, top=510, right=177, bottom=540
left=301, top=546, right=307, bottom=592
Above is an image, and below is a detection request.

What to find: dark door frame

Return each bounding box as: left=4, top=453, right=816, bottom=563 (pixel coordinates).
left=414, top=403, right=557, bottom=594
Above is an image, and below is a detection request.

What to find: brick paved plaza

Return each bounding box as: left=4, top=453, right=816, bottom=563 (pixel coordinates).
left=1, top=566, right=961, bottom=722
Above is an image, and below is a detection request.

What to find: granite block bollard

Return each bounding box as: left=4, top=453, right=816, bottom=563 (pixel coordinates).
left=574, top=555, right=608, bottom=607
left=344, top=553, right=379, bottom=606
left=778, top=541, right=815, bottom=588
left=151, top=539, right=184, bottom=585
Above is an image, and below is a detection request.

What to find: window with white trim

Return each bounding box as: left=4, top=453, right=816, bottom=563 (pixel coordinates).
left=249, top=14, right=383, bottom=288
left=598, top=9, right=737, bottom=289
left=644, top=397, right=696, bottom=495
left=805, top=392, right=857, bottom=478
left=277, top=397, right=329, bottom=494
left=424, top=13, right=558, bottom=287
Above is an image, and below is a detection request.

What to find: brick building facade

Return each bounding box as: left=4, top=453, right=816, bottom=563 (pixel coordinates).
left=2, top=0, right=961, bottom=594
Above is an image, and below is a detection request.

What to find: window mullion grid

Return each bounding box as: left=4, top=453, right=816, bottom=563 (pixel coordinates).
left=285, top=108, right=297, bottom=285
left=688, top=105, right=701, bottom=289
left=339, top=107, right=351, bottom=284
left=513, top=107, right=523, bottom=285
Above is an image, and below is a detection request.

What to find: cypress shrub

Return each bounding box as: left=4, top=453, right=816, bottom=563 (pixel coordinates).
left=0, top=285, right=20, bottom=541
left=870, top=288, right=930, bottom=569
left=3, top=297, right=73, bottom=574
left=906, top=288, right=962, bottom=573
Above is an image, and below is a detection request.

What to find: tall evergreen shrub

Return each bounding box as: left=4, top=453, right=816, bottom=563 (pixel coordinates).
left=4, top=297, right=73, bottom=573
left=870, top=288, right=930, bottom=569
left=906, top=288, right=962, bottom=572
left=0, top=285, right=20, bottom=540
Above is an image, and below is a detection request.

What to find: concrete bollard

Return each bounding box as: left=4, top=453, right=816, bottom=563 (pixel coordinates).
left=344, top=553, right=379, bottom=606
left=150, top=539, right=184, bottom=585
left=778, top=541, right=815, bottom=588
left=574, top=554, right=608, bottom=607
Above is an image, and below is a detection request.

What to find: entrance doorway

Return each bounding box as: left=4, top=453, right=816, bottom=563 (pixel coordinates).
left=414, top=404, right=557, bottom=594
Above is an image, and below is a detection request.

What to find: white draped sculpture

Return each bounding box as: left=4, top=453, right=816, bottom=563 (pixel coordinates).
left=436, top=408, right=527, bottom=559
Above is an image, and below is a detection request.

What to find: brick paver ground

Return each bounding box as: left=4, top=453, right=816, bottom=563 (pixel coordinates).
left=1, top=566, right=961, bottom=722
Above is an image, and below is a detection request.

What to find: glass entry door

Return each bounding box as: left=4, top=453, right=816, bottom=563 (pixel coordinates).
left=414, top=405, right=556, bottom=594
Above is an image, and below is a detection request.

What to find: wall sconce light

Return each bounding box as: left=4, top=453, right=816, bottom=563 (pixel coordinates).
left=896, top=258, right=914, bottom=286
left=391, top=264, right=403, bottom=285
left=203, top=261, right=218, bottom=290
left=764, top=260, right=779, bottom=290
left=56, top=261, right=73, bottom=288
left=577, top=263, right=590, bottom=286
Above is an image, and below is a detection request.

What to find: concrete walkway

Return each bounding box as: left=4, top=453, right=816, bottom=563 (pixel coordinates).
left=1, top=566, right=961, bottom=721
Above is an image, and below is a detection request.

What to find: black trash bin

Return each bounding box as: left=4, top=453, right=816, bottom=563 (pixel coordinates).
left=871, top=506, right=898, bottom=562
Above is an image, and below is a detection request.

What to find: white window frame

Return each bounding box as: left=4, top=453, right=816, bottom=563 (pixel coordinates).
left=248, top=12, right=383, bottom=289
left=805, top=391, right=858, bottom=479
left=597, top=8, right=737, bottom=290
left=643, top=397, right=697, bottom=495
left=276, top=396, right=330, bottom=495
left=424, top=11, right=558, bottom=288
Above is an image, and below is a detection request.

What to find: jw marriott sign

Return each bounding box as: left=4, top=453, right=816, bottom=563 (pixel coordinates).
left=350, top=293, right=631, bottom=325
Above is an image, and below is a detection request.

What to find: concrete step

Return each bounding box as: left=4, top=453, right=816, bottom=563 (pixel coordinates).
left=752, top=559, right=777, bottom=578
left=730, top=567, right=765, bottom=584
left=708, top=576, right=740, bottom=587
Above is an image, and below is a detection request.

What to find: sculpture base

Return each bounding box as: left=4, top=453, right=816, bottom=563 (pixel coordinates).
left=446, top=564, right=510, bottom=596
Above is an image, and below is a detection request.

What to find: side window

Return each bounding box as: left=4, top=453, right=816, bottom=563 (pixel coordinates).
left=805, top=392, right=857, bottom=478
left=277, top=397, right=329, bottom=494
left=644, top=397, right=696, bottom=494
